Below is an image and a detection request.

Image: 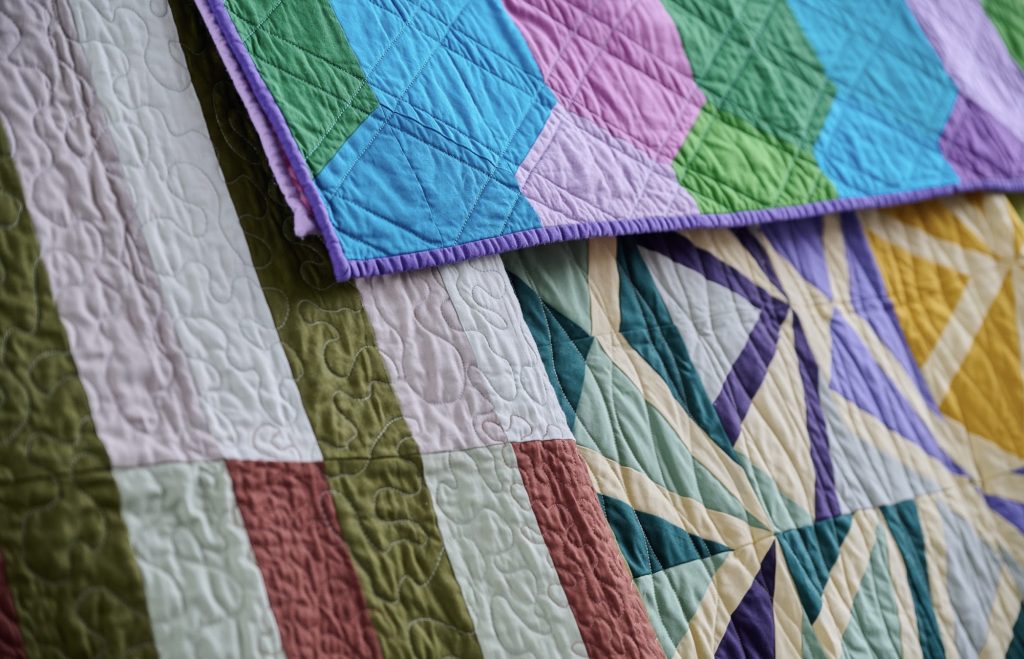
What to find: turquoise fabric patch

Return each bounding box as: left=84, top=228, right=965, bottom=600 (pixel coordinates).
left=788, top=0, right=959, bottom=196
left=316, top=0, right=554, bottom=260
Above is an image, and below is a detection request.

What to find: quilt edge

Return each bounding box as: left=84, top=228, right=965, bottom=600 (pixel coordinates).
left=194, top=0, right=353, bottom=282
left=346, top=180, right=1024, bottom=280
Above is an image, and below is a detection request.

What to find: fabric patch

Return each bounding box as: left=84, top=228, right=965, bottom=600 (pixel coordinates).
left=422, top=444, right=586, bottom=657
left=114, top=462, right=285, bottom=658
left=222, top=0, right=378, bottom=174
left=227, top=461, right=383, bottom=659
left=73, top=0, right=322, bottom=463
left=0, top=113, right=157, bottom=658
left=513, top=439, right=663, bottom=657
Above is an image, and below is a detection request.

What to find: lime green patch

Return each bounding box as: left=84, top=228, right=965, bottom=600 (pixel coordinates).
left=674, top=103, right=837, bottom=213
left=662, top=0, right=834, bottom=145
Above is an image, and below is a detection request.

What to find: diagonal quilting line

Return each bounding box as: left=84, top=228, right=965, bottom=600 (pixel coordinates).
left=673, top=0, right=835, bottom=204
left=319, top=0, right=475, bottom=203
left=511, top=0, right=653, bottom=221
left=325, top=0, right=577, bottom=201
left=509, top=0, right=709, bottom=203
left=249, top=53, right=375, bottom=116
left=346, top=5, right=563, bottom=246
left=253, top=35, right=521, bottom=171
left=667, top=0, right=776, bottom=183
left=235, top=0, right=286, bottom=42
left=790, top=13, right=957, bottom=193
left=393, top=123, right=445, bottom=245
left=367, top=0, right=548, bottom=96
left=791, top=0, right=955, bottom=121
left=534, top=3, right=700, bottom=110
left=234, top=16, right=369, bottom=86
left=318, top=2, right=555, bottom=247
left=229, top=8, right=385, bottom=166
left=305, top=0, right=431, bottom=163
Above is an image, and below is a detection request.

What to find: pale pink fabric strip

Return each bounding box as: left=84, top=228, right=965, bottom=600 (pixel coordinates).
left=0, top=0, right=217, bottom=466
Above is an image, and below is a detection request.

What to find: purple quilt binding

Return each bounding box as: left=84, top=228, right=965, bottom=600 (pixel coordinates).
left=198, top=0, right=1024, bottom=282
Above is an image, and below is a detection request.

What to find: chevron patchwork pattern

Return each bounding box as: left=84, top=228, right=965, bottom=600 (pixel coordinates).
left=201, top=0, right=1024, bottom=279
left=507, top=197, right=1024, bottom=657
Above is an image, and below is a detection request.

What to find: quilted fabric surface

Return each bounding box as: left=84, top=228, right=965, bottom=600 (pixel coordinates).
left=0, top=0, right=1023, bottom=658
left=199, top=0, right=1024, bottom=279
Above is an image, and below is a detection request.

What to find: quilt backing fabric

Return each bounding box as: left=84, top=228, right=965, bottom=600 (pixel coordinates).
left=0, top=0, right=1023, bottom=658
left=198, top=0, right=1024, bottom=280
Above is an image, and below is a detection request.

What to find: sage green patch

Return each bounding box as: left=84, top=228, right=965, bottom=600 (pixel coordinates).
left=223, top=0, right=378, bottom=174
left=170, top=3, right=483, bottom=657
left=674, top=103, right=837, bottom=213
left=0, top=122, right=157, bottom=657
left=983, top=0, right=1024, bottom=71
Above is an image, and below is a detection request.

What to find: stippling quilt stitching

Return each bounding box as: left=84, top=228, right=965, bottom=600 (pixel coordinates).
left=0, top=0, right=1023, bottom=657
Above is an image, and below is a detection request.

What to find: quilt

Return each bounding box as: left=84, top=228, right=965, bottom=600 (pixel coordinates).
left=0, top=0, right=1023, bottom=658
left=197, top=0, right=1024, bottom=280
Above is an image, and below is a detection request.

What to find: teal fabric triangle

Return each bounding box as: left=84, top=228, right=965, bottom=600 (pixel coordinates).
left=600, top=494, right=730, bottom=578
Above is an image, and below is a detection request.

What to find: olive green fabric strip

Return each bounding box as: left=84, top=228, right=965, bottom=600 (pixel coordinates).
left=222, top=0, right=378, bottom=174
left=169, top=2, right=483, bottom=656
left=0, top=121, right=157, bottom=658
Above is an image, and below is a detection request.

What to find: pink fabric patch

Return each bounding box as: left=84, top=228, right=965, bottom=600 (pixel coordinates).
left=517, top=105, right=699, bottom=227
left=505, top=0, right=705, bottom=163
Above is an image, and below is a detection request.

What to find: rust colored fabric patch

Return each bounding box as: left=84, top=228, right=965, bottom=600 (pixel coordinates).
left=513, top=440, right=662, bottom=658
left=227, top=461, right=383, bottom=659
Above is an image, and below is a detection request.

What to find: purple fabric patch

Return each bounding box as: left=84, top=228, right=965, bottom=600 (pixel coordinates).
left=828, top=311, right=962, bottom=475
left=715, top=544, right=777, bottom=659
left=762, top=217, right=832, bottom=298
left=504, top=0, right=704, bottom=162
left=942, top=96, right=1024, bottom=181
left=986, top=494, right=1024, bottom=535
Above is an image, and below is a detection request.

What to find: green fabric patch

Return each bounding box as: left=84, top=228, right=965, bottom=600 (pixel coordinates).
left=600, top=495, right=729, bottom=578
left=0, top=120, right=157, bottom=657
left=577, top=340, right=758, bottom=527
left=504, top=241, right=592, bottom=335
left=509, top=273, right=593, bottom=428
left=1008, top=603, right=1024, bottom=659
left=983, top=0, right=1024, bottom=71
left=882, top=501, right=947, bottom=659
left=840, top=525, right=904, bottom=658
left=674, top=102, right=837, bottom=213
left=1011, top=195, right=1024, bottom=223
left=223, top=0, right=378, bottom=174
left=778, top=514, right=852, bottom=622
left=616, top=239, right=736, bottom=458
left=662, top=0, right=834, bottom=145
left=171, top=3, right=482, bottom=657
left=635, top=553, right=731, bottom=656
